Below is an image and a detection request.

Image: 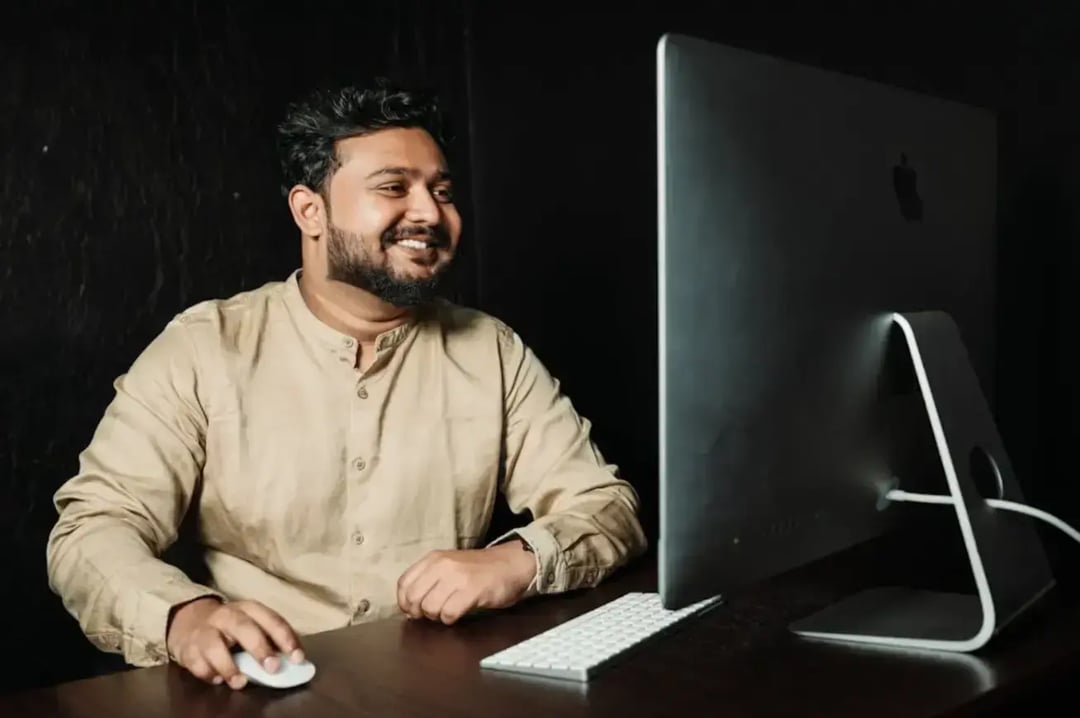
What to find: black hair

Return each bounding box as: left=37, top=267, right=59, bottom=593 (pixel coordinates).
left=275, top=79, right=447, bottom=197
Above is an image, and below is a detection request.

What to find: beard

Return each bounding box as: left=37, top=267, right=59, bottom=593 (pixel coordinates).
left=326, top=221, right=453, bottom=307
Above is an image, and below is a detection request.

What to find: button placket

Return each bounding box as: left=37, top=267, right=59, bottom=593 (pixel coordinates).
left=344, top=347, right=369, bottom=609
left=344, top=335, right=384, bottom=614
left=334, top=337, right=357, bottom=366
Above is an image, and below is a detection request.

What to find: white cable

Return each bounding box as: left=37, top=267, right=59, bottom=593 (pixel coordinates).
left=885, top=489, right=1080, bottom=546
left=886, top=489, right=954, bottom=506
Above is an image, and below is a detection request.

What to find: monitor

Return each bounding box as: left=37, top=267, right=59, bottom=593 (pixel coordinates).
left=656, top=32, right=1055, bottom=652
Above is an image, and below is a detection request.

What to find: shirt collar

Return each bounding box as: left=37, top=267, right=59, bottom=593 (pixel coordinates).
left=281, top=269, right=417, bottom=359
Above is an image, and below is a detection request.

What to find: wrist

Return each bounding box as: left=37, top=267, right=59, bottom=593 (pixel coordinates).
left=167, top=596, right=222, bottom=643
left=499, top=537, right=538, bottom=586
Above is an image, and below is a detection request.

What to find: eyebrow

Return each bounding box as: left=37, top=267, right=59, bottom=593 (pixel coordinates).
left=365, top=166, right=452, bottom=182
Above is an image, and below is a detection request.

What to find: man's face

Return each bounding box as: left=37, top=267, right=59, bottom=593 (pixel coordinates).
left=323, top=127, right=461, bottom=306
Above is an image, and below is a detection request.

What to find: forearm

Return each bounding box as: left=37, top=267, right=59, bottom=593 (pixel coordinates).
left=47, top=516, right=223, bottom=667
left=497, top=485, right=648, bottom=595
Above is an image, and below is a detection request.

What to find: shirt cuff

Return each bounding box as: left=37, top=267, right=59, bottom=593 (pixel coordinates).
left=487, top=523, right=564, bottom=595
left=125, top=581, right=226, bottom=667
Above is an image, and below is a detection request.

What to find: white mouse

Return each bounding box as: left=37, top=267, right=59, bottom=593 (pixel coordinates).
left=233, top=651, right=316, bottom=689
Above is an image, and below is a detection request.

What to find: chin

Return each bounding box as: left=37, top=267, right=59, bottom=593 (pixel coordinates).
left=397, top=263, right=449, bottom=281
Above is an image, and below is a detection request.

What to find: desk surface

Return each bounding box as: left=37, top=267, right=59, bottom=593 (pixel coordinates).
left=4, top=549, right=1079, bottom=718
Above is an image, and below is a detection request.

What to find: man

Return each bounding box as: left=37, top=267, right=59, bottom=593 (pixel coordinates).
left=46, top=81, right=647, bottom=690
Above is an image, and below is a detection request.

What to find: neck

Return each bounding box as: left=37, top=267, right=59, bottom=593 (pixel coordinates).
left=298, top=270, right=413, bottom=343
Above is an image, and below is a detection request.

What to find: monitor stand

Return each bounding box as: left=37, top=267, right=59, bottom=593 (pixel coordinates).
left=789, top=310, right=1056, bottom=652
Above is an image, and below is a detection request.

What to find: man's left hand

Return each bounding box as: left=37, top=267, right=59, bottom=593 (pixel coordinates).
left=396, top=540, right=537, bottom=624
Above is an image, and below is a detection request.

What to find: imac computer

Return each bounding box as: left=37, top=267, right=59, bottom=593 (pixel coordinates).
left=480, top=32, right=1075, bottom=684
left=657, top=32, right=1056, bottom=652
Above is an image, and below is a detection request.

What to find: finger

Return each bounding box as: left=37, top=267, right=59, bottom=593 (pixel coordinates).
left=397, top=555, right=429, bottom=615
left=239, top=602, right=305, bottom=663
left=397, top=552, right=438, bottom=606
left=402, top=565, right=443, bottom=619
left=419, top=580, right=456, bottom=622
left=218, top=611, right=278, bottom=672
left=199, top=633, right=245, bottom=689
left=181, top=646, right=219, bottom=685
left=439, top=590, right=474, bottom=625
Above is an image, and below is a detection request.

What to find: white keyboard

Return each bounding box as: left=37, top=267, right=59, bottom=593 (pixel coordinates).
left=479, top=591, right=722, bottom=682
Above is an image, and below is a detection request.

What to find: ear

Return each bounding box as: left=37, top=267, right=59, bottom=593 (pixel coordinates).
left=287, top=184, right=327, bottom=238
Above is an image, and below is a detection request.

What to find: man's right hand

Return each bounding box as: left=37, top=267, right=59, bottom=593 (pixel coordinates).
left=166, top=597, right=304, bottom=689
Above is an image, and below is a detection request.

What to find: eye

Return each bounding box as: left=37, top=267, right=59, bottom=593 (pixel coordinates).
left=432, top=186, right=454, bottom=203
left=377, top=183, right=407, bottom=197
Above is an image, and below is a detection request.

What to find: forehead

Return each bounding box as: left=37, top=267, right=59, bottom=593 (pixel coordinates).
left=335, top=127, right=448, bottom=176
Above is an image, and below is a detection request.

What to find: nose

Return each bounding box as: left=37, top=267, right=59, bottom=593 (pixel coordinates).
left=404, top=187, right=441, bottom=225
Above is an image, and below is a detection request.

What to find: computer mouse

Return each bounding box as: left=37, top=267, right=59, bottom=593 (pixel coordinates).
left=233, top=651, right=316, bottom=689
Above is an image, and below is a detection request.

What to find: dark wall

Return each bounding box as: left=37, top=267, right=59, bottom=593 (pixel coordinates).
left=2, top=0, right=1078, bottom=695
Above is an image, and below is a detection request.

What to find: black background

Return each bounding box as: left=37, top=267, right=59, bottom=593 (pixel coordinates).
left=2, top=0, right=1078, bottom=693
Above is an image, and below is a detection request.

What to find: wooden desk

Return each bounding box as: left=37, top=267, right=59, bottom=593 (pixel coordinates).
left=4, top=547, right=1078, bottom=718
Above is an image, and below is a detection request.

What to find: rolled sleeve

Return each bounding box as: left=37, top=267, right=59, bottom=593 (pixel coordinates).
left=486, top=523, right=562, bottom=596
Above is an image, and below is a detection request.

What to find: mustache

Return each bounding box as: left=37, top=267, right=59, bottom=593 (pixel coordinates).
left=380, top=224, right=451, bottom=250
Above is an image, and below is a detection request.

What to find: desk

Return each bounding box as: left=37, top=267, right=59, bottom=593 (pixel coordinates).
left=3, top=550, right=1078, bottom=718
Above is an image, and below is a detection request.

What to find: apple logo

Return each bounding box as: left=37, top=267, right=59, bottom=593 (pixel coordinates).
left=892, top=153, right=923, bottom=222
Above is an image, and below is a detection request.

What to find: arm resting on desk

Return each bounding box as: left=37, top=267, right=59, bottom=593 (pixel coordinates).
left=46, top=319, right=223, bottom=667
left=489, top=326, right=648, bottom=596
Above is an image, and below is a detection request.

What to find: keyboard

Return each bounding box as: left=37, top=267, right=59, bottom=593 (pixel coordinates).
left=479, top=591, right=722, bottom=682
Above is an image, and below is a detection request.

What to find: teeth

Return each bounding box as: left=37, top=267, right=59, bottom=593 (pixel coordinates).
left=397, top=239, right=429, bottom=249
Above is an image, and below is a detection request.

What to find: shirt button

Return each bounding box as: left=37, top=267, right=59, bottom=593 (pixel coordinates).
left=353, top=457, right=366, bottom=471
left=343, top=338, right=355, bottom=348
left=356, top=385, right=368, bottom=399
left=356, top=599, right=371, bottom=615
left=351, top=531, right=365, bottom=546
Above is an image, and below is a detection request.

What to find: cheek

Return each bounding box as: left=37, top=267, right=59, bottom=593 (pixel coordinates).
left=362, top=208, right=399, bottom=238
left=343, top=199, right=402, bottom=236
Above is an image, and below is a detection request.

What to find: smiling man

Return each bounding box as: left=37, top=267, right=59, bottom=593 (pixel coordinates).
left=46, top=81, right=647, bottom=690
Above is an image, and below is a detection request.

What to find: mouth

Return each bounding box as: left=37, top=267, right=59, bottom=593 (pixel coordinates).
left=395, top=238, right=435, bottom=251
left=389, top=238, right=444, bottom=267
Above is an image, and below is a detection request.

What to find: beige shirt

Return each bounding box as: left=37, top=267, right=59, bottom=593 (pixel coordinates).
left=45, top=271, right=647, bottom=667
